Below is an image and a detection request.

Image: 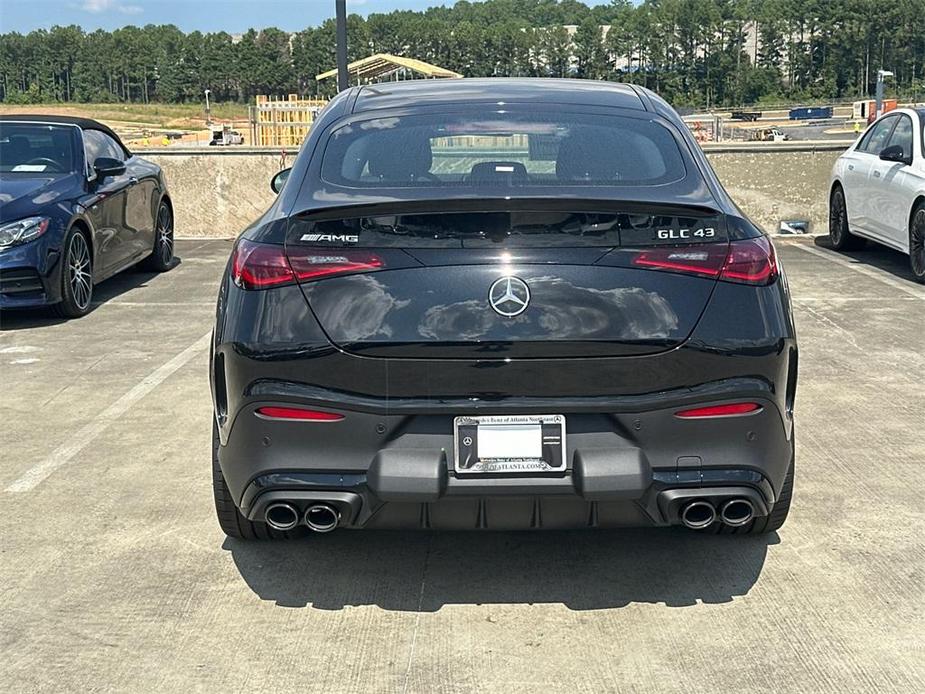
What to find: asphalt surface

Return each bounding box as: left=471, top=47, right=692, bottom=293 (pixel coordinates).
left=1, top=238, right=923, bottom=693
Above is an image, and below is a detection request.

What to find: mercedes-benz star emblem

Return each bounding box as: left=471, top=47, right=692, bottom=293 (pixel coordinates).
left=488, top=276, right=530, bottom=317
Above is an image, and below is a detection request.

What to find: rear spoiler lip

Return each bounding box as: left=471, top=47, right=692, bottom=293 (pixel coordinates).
left=290, top=197, right=724, bottom=223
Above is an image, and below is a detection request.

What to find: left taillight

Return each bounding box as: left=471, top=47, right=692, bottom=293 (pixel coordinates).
left=231, top=239, right=383, bottom=290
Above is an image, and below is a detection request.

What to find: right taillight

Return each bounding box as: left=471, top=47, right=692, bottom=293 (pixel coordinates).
left=231, top=239, right=383, bottom=290
left=631, top=237, right=778, bottom=286
left=720, top=237, right=778, bottom=285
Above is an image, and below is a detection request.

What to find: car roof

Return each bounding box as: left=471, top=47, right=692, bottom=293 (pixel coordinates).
left=0, top=114, right=130, bottom=156
left=353, top=78, right=647, bottom=114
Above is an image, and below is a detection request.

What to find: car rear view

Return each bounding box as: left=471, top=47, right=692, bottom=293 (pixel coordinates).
left=211, top=79, right=796, bottom=539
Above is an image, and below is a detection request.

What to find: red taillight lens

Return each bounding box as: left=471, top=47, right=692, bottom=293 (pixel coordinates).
left=255, top=406, right=344, bottom=421
left=631, top=238, right=778, bottom=286
left=287, top=248, right=383, bottom=282
left=232, top=239, right=295, bottom=289
left=720, top=237, right=778, bottom=285
left=232, top=240, right=383, bottom=290
left=675, top=402, right=762, bottom=418
left=632, top=244, right=727, bottom=278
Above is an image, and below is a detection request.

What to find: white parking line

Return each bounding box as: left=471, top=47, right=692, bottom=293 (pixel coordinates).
left=4, top=331, right=212, bottom=493
left=792, top=243, right=925, bottom=300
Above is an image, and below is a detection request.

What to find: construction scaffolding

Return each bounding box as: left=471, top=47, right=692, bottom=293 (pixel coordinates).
left=250, top=94, right=329, bottom=147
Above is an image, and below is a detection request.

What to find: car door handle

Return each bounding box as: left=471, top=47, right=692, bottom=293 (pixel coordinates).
left=873, top=171, right=881, bottom=178
left=848, top=164, right=854, bottom=170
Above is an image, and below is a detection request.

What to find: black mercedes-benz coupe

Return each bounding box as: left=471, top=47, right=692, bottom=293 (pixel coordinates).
left=211, top=79, right=797, bottom=539
left=0, top=116, right=174, bottom=317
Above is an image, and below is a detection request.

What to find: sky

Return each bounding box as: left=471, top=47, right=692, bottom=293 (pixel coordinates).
left=0, top=0, right=611, bottom=34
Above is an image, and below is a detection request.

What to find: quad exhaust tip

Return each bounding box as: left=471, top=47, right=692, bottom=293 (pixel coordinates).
left=265, top=502, right=300, bottom=531
left=680, top=500, right=716, bottom=530
left=305, top=504, right=340, bottom=533
left=720, top=498, right=755, bottom=527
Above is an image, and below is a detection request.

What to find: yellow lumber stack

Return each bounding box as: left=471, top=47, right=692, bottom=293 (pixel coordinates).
left=254, top=94, right=328, bottom=147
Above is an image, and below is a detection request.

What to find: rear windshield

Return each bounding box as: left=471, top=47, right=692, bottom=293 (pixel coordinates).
left=320, top=112, right=686, bottom=189
left=0, top=123, right=77, bottom=174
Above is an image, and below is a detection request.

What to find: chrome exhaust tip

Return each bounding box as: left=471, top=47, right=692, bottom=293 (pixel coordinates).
left=720, top=498, right=755, bottom=527
left=264, top=502, right=300, bottom=531
left=304, top=504, right=340, bottom=533
left=680, top=500, right=716, bottom=530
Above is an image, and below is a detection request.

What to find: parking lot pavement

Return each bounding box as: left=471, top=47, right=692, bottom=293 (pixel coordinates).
left=0, top=238, right=923, bottom=693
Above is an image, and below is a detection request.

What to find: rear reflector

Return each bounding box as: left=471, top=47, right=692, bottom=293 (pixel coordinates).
left=675, top=402, right=762, bottom=418
left=631, top=238, right=778, bottom=285
left=232, top=239, right=383, bottom=290
left=255, top=406, right=344, bottom=421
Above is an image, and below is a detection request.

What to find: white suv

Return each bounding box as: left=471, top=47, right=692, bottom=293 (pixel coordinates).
left=829, top=107, right=925, bottom=282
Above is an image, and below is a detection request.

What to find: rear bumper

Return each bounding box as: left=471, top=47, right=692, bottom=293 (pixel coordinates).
left=240, top=468, right=775, bottom=531
left=217, top=393, right=792, bottom=531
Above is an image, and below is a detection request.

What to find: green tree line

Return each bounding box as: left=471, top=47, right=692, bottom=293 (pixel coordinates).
left=1, top=0, right=923, bottom=108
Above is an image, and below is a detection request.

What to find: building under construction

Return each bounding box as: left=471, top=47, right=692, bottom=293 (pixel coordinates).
left=250, top=95, right=329, bottom=148
left=250, top=54, right=461, bottom=147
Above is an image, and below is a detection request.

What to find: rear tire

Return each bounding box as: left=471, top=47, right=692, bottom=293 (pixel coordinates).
left=212, top=420, right=293, bottom=540
left=711, top=449, right=794, bottom=535
left=829, top=186, right=866, bottom=251
left=910, top=203, right=925, bottom=284
left=139, top=201, right=174, bottom=272
left=51, top=226, right=93, bottom=318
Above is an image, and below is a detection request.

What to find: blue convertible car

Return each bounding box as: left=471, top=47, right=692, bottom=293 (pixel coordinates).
left=0, top=116, right=174, bottom=317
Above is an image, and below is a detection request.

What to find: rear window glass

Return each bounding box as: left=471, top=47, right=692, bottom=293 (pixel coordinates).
left=320, top=112, right=686, bottom=189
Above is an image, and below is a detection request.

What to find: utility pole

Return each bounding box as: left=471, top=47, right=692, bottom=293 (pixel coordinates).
left=204, top=89, right=212, bottom=126
left=335, top=0, right=348, bottom=92
left=875, top=70, right=893, bottom=119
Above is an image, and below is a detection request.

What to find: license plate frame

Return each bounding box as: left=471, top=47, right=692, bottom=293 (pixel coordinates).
left=453, top=414, right=566, bottom=474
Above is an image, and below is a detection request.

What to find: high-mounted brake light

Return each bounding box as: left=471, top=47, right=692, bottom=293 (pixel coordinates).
left=231, top=239, right=383, bottom=290
left=675, top=402, right=762, bottom=419
left=255, top=406, right=344, bottom=422
left=631, top=238, right=778, bottom=286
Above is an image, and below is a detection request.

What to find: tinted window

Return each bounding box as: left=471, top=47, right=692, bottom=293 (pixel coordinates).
left=886, top=114, right=913, bottom=161
left=859, top=116, right=896, bottom=154
left=0, top=123, right=76, bottom=174
left=83, top=129, right=125, bottom=167
left=321, top=112, right=686, bottom=189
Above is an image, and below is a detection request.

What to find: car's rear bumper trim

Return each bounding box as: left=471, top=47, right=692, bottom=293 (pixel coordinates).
left=245, top=376, right=774, bottom=416
left=239, top=465, right=775, bottom=529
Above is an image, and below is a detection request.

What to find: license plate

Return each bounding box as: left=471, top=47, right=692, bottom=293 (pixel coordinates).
left=453, top=415, right=566, bottom=474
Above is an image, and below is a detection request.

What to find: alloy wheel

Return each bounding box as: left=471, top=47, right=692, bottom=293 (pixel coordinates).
left=911, top=209, right=925, bottom=280
left=829, top=190, right=846, bottom=245
left=68, top=233, right=92, bottom=309
left=156, top=204, right=174, bottom=266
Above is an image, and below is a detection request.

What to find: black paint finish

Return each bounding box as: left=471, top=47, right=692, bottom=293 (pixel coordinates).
left=210, top=79, right=798, bottom=531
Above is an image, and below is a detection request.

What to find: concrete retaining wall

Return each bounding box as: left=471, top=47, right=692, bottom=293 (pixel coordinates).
left=146, top=144, right=846, bottom=238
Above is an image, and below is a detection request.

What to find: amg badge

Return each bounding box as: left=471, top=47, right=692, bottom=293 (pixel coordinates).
left=300, top=233, right=359, bottom=244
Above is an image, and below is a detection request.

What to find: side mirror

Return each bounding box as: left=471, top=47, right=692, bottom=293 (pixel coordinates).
left=879, top=144, right=910, bottom=165
left=93, top=156, right=126, bottom=177
left=271, top=167, right=292, bottom=194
